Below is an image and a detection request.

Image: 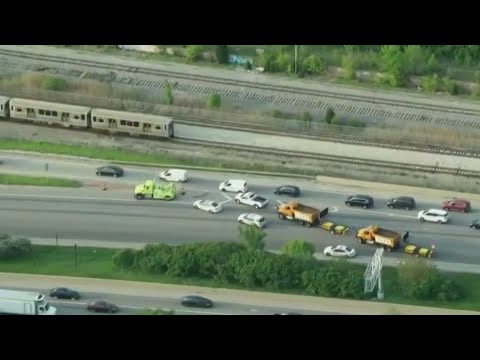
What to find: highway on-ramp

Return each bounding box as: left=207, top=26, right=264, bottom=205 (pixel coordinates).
left=1, top=152, right=480, bottom=267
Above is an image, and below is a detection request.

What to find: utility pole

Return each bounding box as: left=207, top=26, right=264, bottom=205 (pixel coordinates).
left=294, top=45, right=298, bottom=75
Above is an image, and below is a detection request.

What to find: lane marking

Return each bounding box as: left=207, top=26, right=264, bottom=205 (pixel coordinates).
left=330, top=207, right=339, bottom=213
left=276, top=200, right=284, bottom=205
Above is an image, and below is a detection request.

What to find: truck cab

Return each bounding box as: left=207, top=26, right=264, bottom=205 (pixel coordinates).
left=134, top=179, right=176, bottom=200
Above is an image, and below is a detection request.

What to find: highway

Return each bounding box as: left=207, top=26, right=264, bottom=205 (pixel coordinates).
left=0, top=286, right=335, bottom=315
left=1, top=152, right=480, bottom=265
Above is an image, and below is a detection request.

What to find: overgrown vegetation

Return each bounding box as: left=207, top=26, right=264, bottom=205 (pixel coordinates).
left=0, top=174, right=82, bottom=187
left=0, top=234, right=32, bottom=260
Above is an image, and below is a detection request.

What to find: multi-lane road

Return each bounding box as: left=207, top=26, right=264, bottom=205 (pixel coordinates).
left=1, top=152, right=480, bottom=266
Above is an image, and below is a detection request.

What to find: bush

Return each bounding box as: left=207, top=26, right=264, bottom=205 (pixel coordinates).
left=300, top=111, right=312, bottom=122
left=215, top=45, right=229, bottom=64
left=347, top=119, right=366, bottom=128
left=113, top=248, right=137, bottom=270
left=238, top=225, right=266, bottom=251
left=282, top=240, right=315, bottom=259
left=207, top=94, right=221, bottom=109
left=0, top=234, right=32, bottom=260
left=330, top=117, right=343, bottom=125
left=325, top=107, right=335, bottom=124
left=42, top=76, right=68, bottom=91
left=342, top=54, right=357, bottom=80
left=443, top=77, right=459, bottom=95
left=185, top=45, right=203, bottom=62
left=421, top=74, right=443, bottom=93
left=302, top=54, right=327, bottom=76
left=164, top=81, right=174, bottom=105
left=397, top=259, right=462, bottom=301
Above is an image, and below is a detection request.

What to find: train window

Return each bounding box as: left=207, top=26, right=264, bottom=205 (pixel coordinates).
left=39, top=109, right=44, bottom=115
left=109, top=118, right=114, bottom=123
left=120, top=120, right=126, bottom=126
left=81, top=115, right=85, bottom=120
left=74, top=115, right=80, bottom=120
left=0, top=104, right=2, bottom=109
left=126, top=121, right=133, bottom=127
left=99, top=119, right=104, bottom=123
left=52, top=111, right=58, bottom=117
left=155, top=126, right=161, bottom=130
left=133, top=121, right=139, bottom=127
left=93, top=116, right=97, bottom=122
left=45, top=110, right=51, bottom=116
left=164, top=125, right=167, bottom=130
left=17, top=107, right=23, bottom=112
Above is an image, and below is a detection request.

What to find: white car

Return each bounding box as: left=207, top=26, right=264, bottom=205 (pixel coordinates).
left=323, top=245, right=356, bottom=258
left=417, top=209, right=449, bottom=224
left=219, top=179, right=247, bottom=193
left=235, top=192, right=269, bottom=209
left=237, top=213, right=267, bottom=228
left=193, top=200, right=223, bottom=213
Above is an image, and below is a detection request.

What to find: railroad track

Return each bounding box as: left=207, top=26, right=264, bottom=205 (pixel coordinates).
left=2, top=48, right=480, bottom=130
left=173, top=138, right=480, bottom=178
left=176, top=116, right=480, bottom=158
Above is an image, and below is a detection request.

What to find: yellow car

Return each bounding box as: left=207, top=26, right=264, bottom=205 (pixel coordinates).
left=320, top=221, right=349, bottom=235
left=404, top=244, right=436, bottom=258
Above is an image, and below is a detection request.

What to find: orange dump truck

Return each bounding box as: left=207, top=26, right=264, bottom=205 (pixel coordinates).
left=277, top=201, right=329, bottom=227
left=356, top=225, right=401, bottom=251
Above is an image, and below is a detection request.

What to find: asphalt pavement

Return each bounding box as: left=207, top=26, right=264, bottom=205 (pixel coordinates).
left=1, top=151, right=480, bottom=267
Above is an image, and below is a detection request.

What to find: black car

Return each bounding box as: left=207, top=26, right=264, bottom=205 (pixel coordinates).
left=87, top=300, right=119, bottom=313
left=50, top=287, right=80, bottom=300
left=95, top=165, right=124, bottom=177
left=180, top=295, right=213, bottom=308
left=387, top=196, right=416, bottom=210
left=345, top=194, right=374, bottom=209
left=470, top=220, right=480, bottom=229
left=274, top=185, right=301, bottom=197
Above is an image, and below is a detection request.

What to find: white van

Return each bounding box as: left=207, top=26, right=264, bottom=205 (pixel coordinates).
left=159, top=169, right=188, bottom=182
left=219, top=179, right=247, bottom=193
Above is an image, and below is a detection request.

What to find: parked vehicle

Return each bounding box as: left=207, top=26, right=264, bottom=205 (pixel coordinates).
left=219, top=179, right=247, bottom=193
left=323, top=245, right=356, bottom=258
left=274, top=185, right=300, bottom=197
left=95, top=165, right=124, bottom=177
left=417, top=209, right=449, bottom=224
left=356, top=225, right=401, bottom=250
left=180, top=295, right=213, bottom=308
left=50, top=287, right=80, bottom=300
left=404, top=244, right=436, bottom=258
left=238, top=213, right=266, bottom=228
left=277, top=201, right=329, bottom=227
left=442, top=199, right=471, bottom=213
left=470, top=219, right=480, bottom=229
left=134, top=179, right=176, bottom=200
left=159, top=169, right=187, bottom=182
left=0, top=289, right=57, bottom=315
left=235, top=192, right=269, bottom=209
left=345, top=194, right=374, bottom=209
left=320, top=221, right=349, bottom=235
left=193, top=200, right=223, bottom=213
left=387, top=196, right=416, bottom=210
left=87, top=300, right=119, bottom=313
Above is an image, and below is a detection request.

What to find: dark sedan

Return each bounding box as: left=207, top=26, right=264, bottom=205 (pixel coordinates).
left=95, top=165, right=124, bottom=178
left=274, top=185, right=301, bottom=197
left=50, top=287, right=80, bottom=300
left=345, top=194, right=374, bottom=209
left=387, top=196, right=416, bottom=210
left=470, top=220, right=480, bottom=229
left=87, top=300, right=119, bottom=313
left=180, top=295, right=213, bottom=308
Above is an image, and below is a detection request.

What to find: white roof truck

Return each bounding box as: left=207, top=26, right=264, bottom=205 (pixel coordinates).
left=0, top=289, right=57, bottom=315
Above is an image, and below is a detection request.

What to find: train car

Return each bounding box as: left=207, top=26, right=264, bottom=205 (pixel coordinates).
left=9, top=98, right=92, bottom=128
left=90, top=108, right=173, bottom=138
left=0, top=96, right=11, bottom=118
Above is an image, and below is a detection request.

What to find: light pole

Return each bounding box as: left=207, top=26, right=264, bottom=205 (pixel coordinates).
left=294, top=45, right=298, bottom=75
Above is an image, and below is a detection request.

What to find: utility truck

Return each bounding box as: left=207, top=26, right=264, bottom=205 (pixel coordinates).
left=0, top=289, right=57, bottom=315
left=134, top=179, right=176, bottom=200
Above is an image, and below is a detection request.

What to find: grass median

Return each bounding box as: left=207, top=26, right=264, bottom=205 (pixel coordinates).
left=0, top=174, right=82, bottom=187
left=0, top=138, right=314, bottom=176
left=1, top=244, right=480, bottom=312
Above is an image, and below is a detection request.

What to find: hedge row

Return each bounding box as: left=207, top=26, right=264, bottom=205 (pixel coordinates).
left=0, top=234, right=32, bottom=260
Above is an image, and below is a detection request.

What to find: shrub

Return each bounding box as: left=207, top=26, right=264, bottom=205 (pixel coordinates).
left=325, top=107, right=336, bottom=124
left=347, top=119, right=366, bottom=128
left=42, top=76, right=68, bottom=91
left=113, top=248, right=137, bottom=270
left=302, top=54, right=327, bottom=76
left=0, top=234, right=32, bottom=260
left=282, top=240, right=315, bottom=259
left=185, top=45, right=203, bottom=62
left=238, top=225, right=266, bottom=251
left=215, top=45, right=229, bottom=64
left=443, top=77, right=459, bottom=95
left=207, top=94, right=221, bottom=109
left=164, top=81, right=174, bottom=105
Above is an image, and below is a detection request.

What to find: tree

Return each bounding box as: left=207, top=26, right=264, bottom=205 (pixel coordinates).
left=215, top=45, right=229, bottom=64
left=207, top=94, right=221, bottom=109
left=427, top=54, right=439, bottom=73
left=342, top=54, right=357, bottom=80
left=282, top=240, right=315, bottom=259
left=300, top=111, right=312, bottom=131
left=421, top=74, right=443, bottom=93
left=186, top=45, right=203, bottom=62
left=404, top=45, right=427, bottom=75
left=164, top=81, right=174, bottom=105
left=238, top=225, right=266, bottom=251
left=325, top=107, right=335, bottom=124
left=380, top=45, right=407, bottom=87
left=443, top=77, right=459, bottom=95
left=302, top=54, right=327, bottom=76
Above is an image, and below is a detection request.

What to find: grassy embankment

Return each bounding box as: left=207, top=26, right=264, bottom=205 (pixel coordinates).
left=0, top=174, right=81, bottom=187
left=1, top=245, right=479, bottom=312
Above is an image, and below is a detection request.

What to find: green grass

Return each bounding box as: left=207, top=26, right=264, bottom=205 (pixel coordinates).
left=0, top=174, right=81, bottom=187
left=2, top=245, right=480, bottom=312
left=0, top=139, right=316, bottom=177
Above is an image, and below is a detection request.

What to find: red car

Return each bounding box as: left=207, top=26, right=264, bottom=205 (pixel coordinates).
left=442, top=199, right=471, bottom=213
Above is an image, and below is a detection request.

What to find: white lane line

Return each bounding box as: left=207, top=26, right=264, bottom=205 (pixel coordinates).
left=221, top=193, right=233, bottom=201
left=330, top=207, right=339, bottom=213
left=276, top=200, right=284, bottom=205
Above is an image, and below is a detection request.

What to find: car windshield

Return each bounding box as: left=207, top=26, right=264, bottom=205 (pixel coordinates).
left=211, top=202, right=218, bottom=207
left=345, top=247, right=352, bottom=252
left=258, top=217, right=266, bottom=222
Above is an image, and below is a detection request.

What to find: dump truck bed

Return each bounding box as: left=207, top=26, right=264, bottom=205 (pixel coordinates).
left=376, top=228, right=401, bottom=239
left=294, top=203, right=320, bottom=215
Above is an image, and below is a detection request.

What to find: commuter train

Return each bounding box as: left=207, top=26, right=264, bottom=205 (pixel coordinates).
left=0, top=96, right=174, bottom=138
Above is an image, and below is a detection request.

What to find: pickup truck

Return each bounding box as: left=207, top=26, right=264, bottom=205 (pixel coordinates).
left=235, top=192, right=269, bottom=209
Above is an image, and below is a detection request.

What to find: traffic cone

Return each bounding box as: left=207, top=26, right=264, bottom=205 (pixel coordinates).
left=102, top=183, right=108, bottom=191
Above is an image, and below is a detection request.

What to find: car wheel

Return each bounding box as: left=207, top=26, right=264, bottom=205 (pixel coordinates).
left=346, top=202, right=351, bottom=206
left=193, top=205, right=198, bottom=209
left=406, top=207, right=411, bottom=211
left=325, top=253, right=331, bottom=256
left=254, top=205, right=259, bottom=209
left=471, top=225, right=475, bottom=229
left=96, top=172, right=100, bottom=176
left=388, top=205, right=393, bottom=208
left=331, top=230, right=335, bottom=234
left=419, top=218, right=425, bottom=222
left=239, top=220, right=244, bottom=224
left=221, top=188, right=225, bottom=192
left=235, top=199, right=240, bottom=204
left=438, top=220, right=443, bottom=224
left=209, top=210, right=213, bottom=213
left=71, top=296, right=76, bottom=300
left=363, top=205, right=368, bottom=209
